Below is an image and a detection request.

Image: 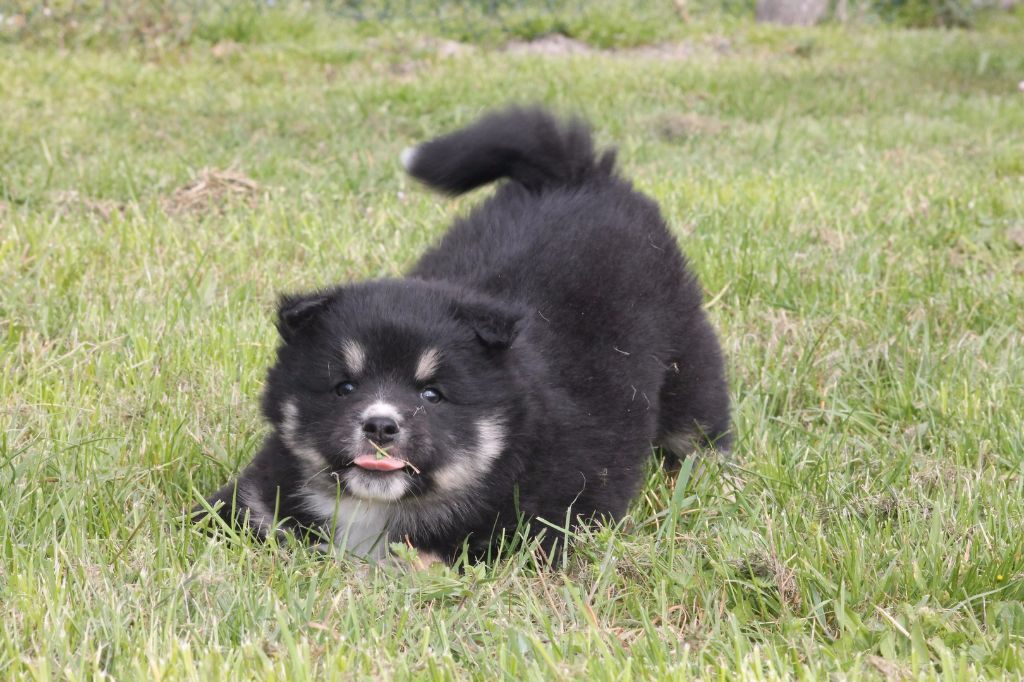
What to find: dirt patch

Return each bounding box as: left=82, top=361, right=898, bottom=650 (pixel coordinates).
left=211, top=40, right=241, bottom=60
left=866, top=655, right=911, bottom=680
left=435, top=38, right=474, bottom=59
left=52, top=190, right=125, bottom=221
left=505, top=34, right=593, bottom=56
left=851, top=490, right=906, bottom=522
left=947, top=244, right=967, bottom=269
left=628, top=43, right=695, bottom=60
left=505, top=34, right=698, bottom=61
left=910, top=458, right=972, bottom=491
left=163, top=168, right=260, bottom=215
left=1007, top=225, right=1024, bottom=249
left=655, top=112, right=726, bottom=141
left=732, top=550, right=802, bottom=611
left=364, top=37, right=476, bottom=81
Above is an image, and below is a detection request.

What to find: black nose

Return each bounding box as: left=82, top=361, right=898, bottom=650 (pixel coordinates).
left=362, top=416, right=399, bottom=444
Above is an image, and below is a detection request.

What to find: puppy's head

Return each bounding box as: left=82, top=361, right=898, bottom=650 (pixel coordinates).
left=262, top=279, right=524, bottom=504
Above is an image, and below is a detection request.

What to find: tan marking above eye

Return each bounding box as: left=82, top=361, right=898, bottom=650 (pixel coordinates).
left=415, top=348, right=442, bottom=383
left=340, top=339, right=366, bottom=375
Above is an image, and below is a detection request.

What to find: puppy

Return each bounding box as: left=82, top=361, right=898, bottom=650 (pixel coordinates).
left=195, top=107, right=731, bottom=564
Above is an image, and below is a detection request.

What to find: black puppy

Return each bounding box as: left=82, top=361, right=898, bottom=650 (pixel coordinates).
left=196, top=107, right=731, bottom=564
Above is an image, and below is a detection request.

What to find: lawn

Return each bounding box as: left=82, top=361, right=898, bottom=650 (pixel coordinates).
left=2, top=2, right=1023, bottom=678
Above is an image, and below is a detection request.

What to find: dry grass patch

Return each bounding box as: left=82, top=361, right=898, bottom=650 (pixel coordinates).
left=654, top=112, right=727, bottom=141
left=163, top=168, right=261, bottom=216
left=51, top=190, right=126, bottom=221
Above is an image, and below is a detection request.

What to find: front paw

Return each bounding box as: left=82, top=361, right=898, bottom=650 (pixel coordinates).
left=387, top=542, right=447, bottom=571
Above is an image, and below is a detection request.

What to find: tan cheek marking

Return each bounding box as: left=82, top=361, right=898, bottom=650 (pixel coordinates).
left=432, top=416, right=507, bottom=492
left=280, top=400, right=328, bottom=470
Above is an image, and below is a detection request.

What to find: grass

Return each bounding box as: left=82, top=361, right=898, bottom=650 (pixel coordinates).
left=2, top=3, right=1024, bottom=678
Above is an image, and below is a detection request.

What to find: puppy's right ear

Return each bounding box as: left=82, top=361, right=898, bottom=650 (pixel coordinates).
left=276, top=291, right=333, bottom=342
left=452, top=297, right=524, bottom=349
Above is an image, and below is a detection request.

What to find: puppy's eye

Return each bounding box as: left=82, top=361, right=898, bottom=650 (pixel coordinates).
left=335, top=381, right=356, bottom=396
left=420, top=387, right=443, bottom=403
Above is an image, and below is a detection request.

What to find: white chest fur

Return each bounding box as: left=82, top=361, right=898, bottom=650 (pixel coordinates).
left=302, top=490, right=392, bottom=561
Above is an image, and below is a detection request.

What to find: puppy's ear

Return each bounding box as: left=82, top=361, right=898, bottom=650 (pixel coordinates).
left=453, top=297, right=523, bottom=349
left=276, top=291, right=333, bottom=342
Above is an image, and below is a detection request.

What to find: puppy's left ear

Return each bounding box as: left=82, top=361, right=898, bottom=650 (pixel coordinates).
left=276, top=290, right=334, bottom=342
left=453, top=297, right=524, bottom=349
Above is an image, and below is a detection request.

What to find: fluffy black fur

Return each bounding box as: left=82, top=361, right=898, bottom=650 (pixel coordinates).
left=196, top=107, right=731, bottom=564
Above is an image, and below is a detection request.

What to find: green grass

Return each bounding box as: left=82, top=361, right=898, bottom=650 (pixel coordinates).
left=2, top=4, right=1024, bottom=679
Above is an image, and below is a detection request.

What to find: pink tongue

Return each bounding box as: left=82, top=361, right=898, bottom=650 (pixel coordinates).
left=353, top=455, right=407, bottom=472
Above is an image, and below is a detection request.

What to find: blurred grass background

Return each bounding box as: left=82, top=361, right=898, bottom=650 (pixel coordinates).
left=2, top=0, right=1020, bottom=49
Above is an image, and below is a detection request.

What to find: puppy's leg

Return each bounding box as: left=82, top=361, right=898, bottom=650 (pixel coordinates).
left=191, top=437, right=299, bottom=541
left=655, top=314, right=732, bottom=467
left=192, top=478, right=279, bottom=540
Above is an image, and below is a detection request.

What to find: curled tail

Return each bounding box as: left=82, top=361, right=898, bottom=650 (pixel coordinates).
left=402, top=106, right=617, bottom=196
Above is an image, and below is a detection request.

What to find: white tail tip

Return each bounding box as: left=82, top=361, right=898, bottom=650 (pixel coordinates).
left=399, top=146, right=418, bottom=172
